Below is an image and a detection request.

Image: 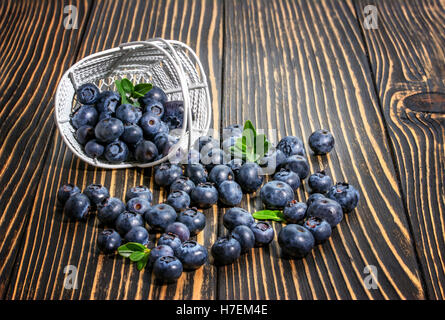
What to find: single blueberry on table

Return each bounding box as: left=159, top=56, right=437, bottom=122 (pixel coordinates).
left=140, top=86, right=168, bottom=104
left=211, top=236, right=241, bottom=265
left=209, top=164, right=234, bottom=186
left=218, top=180, right=243, bottom=207
left=97, top=197, right=125, bottom=225
left=327, top=182, right=360, bottom=213
left=190, top=182, right=219, bottom=209
left=75, top=125, right=95, bottom=145
left=276, top=136, right=305, bottom=157
left=307, top=198, right=343, bottom=227
left=144, top=204, right=177, bottom=232
left=94, top=117, right=124, bottom=143
left=153, top=256, right=183, bottom=282
left=303, top=217, right=332, bottom=244
left=306, top=193, right=326, bottom=207
left=236, top=162, right=264, bottom=193
left=126, top=197, right=151, bottom=215
left=283, top=200, right=307, bottom=224
left=308, top=170, right=333, bottom=194
left=85, top=139, right=104, bottom=158
left=134, top=140, right=159, bottom=163
left=223, top=207, right=254, bottom=231
left=140, top=112, right=161, bottom=139
left=260, top=180, right=294, bottom=209
left=283, top=155, right=310, bottom=179
left=57, top=183, right=81, bottom=204
left=278, top=224, right=315, bottom=259
left=250, top=221, right=275, bottom=247
left=154, top=163, right=183, bottom=187
left=226, top=158, right=244, bottom=176
left=126, top=185, right=153, bottom=203
left=177, top=208, right=206, bottom=236
left=185, top=163, right=208, bottom=185
left=142, top=98, right=164, bottom=118
left=64, top=193, right=90, bottom=220
left=71, top=105, right=98, bottom=129
left=231, top=225, right=255, bottom=254
left=148, top=245, right=175, bottom=268
left=170, top=176, right=195, bottom=194
left=162, top=100, right=185, bottom=130
left=116, top=104, right=142, bottom=124
left=115, top=211, right=145, bottom=235
left=308, top=129, right=335, bottom=155
left=96, top=91, right=120, bottom=114
left=83, top=184, right=110, bottom=207
left=167, top=190, right=191, bottom=212
left=124, top=226, right=150, bottom=246
left=104, top=140, right=129, bottom=163
left=158, top=232, right=182, bottom=253
left=97, top=229, right=122, bottom=254
left=165, top=222, right=191, bottom=242
left=175, top=241, right=208, bottom=270
left=273, top=168, right=301, bottom=191
left=76, top=83, right=100, bottom=105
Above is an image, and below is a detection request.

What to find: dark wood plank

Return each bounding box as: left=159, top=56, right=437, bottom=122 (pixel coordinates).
left=0, top=0, right=93, bottom=298
left=219, top=0, right=426, bottom=299
left=355, top=0, right=445, bottom=299
left=6, top=0, right=223, bottom=299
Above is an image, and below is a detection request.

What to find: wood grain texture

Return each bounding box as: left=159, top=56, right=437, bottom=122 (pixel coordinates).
left=6, top=0, right=223, bottom=299
left=355, top=0, right=445, bottom=299
left=219, top=0, right=425, bottom=299
left=0, top=0, right=93, bottom=298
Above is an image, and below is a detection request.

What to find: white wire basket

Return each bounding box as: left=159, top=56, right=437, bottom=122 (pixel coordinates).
left=54, top=38, right=211, bottom=169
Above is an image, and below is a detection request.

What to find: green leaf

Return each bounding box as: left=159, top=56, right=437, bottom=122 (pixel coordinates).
left=136, top=253, right=150, bottom=271
left=243, top=120, right=257, bottom=137
left=134, top=83, right=152, bottom=96
left=125, top=242, right=147, bottom=252
left=115, top=80, right=130, bottom=105
left=117, top=245, right=133, bottom=258
left=129, top=251, right=146, bottom=262
left=121, top=78, right=134, bottom=94
left=253, top=210, right=285, bottom=222
left=131, top=91, right=144, bottom=98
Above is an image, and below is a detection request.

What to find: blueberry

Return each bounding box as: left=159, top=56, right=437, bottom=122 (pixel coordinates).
left=85, top=139, right=105, bottom=158
left=306, top=193, right=326, bottom=207
left=98, top=111, right=112, bottom=121
left=140, top=86, right=167, bottom=104
left=250, top=221, right=274, bottom=246
left=226, top=158, right=244, bottom=176
left=308, top=129, right=335, bottom=155
left=258, top=148, right=287, bottom=173
left=195, top=135, right=219, bottom=153
left=57, top=183, right=80, bottom=203
left=223, top=207, right=254, bottom=231
left=126, top=185, right=153, bottom=203
left=64, top=193, right=90, bottom=220
left=158, top=121, right=170, bottom=135
left=97, top=229, right=122, bottom=254
left=277, top=136, right=305, bottom=157
left=83, top=184, right=110, bottom=207
left=124, top=226, right=150, bottom=245
left=162, top=100, right=184, bottom=129
left=94, top=118, right=124, bottom=143
left=162, top=140, right=183, bottom=158
left=218, top=180, right=243, bottom=207
left=105, top=140, right=129, bottom=163
left=154, top=163, right=183, bottom=187
left=76, top=125, right=95, bottom=145
left=231, top=225, right=255, bottom=253
left=153, top=133, right=172, bottom=153
left=307, top=198, right=343, bottom=227
left=140, top=113, right=161, bottom=139
left=126, top=197, right=151, bottom=215
left=236, top=162, right=264, bottom=193
left=209, top=164, right=234, bottom=186
left=284, top=155, right=310, bottom=179
left=76, top=83, right=100, bottom=105
left=201, top=148, right=226, bottom=172
left=144, top=204, right=177, bottom=232
left=167, top=190, right=191, bottom=212
left=327, top=182, right=360, bottom=213
left=308, top=170, right=333, bottom=194
left=278, top=224, right=315, bottom=258
left=97, top=197, right=125, bottom=224
left=148, top=245, right=175, bottom=268
left=211, top=236, right=241, bottom=265
left=71, top=105, right=98, bottom=129
left=190, top=182, right=219, bottom=209
left=222, top=124, right=243, bottom=140
left=165, top=222, right=190, bottom=242
left=260, top=181, right=294, bottom=209
left=175, top=241, right=208, bottom=270
left=283, top=200, right=307, bottom=224
left=170, top=176, right=195, bottom=194
left=273, top=168, right=301, bottom=191
left=121, top=124, right=143, bottom=146
left=115, top=211, right=145, bottom=235
left=153, top=256, right=183, bottom=282
left=116, top=104, right=142, bottom=124
left=177, top=208, right=206, bottom=236
left=142, top=99, right=164, bottom=118
left=96, top=91, right=120, bottom=113
left=134, top=140, right=158, bottom=163
left=303, top=217, right=332, bottom=244
left=185, top=163, right=208, bottom=184
left=158, top=232, right=182, bottom=252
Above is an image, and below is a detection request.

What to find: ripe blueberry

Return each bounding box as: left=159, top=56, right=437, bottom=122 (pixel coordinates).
left=260, top=181, right=294, bottom=209
left=211, top=236, right=241, bottom=265
left=144, top=204, right=177, bottom=232
left=162, top=100, right=184, bottom=130
left=96, top=91, right=120, bottom=114
left=165, top=222, right=190, bottom=242
left=124, top=226, right=150, bottom=245
left=250, top=221, right=274, bottom=246
left=94, top=117, right=124, bottom=143
left=97, top=229, right=122, bottom=254
left=97, top=197, right=125, bottom=225
left=277, top=136, right=305, bottom=157
left=190, top=182, right=219, bottom=209
left=273, top=168, right=301, bottom=191
left=126, top=185, right=153, bottom=203
left=154, top=163, right=183, bottom=187
left=116, top=104, right=142, bottom=124
left=283, top=200, right=307, bottom=224
left=258, top=148, right=287, bottom=173
left=57, top=183, right=81, bottom=203
left=121, top=124, right=143, bottom=146
left=115, top=211, right=145, bottom=235
left=327, top=182, right=360, bottom=213
left=104, top=140, right=129, bottom=163
left=308, top=170, right=333, bottom=194
left=84, top=184, right=110, bottom=207
left=134, top=140, right=158, bottom=163
left=284, top=155, right=310, bottom=179
left=170, top=176, right=195, bottom=194
left=76, top=125, right=95, bottom=145
left=158, top=232, right=182, bottom=252
left=306, top=193, right=326, bottom=207
left=177, top=208, right=206, bottom=236
left=236, top=162, right=264, bottom=193
left=185, top=163, right=208, bottom=184
left=226, top=158, right=244, bottom=176
left=231, top=225, right=255, bottom=253
left=201, top=148, right=226, bottom=172
left=71, top=105, right=98, bottom=129
left=140, top=113, right=161, bottom=139
left=303, top=217, right=332, bottom=244
left=175, top=241, right=208, bottom=270
left=126, top=197, right=151, bottom=215
left=308, top=129, right=335, bottom=155
left=218, top=180, right=243, bottom=207
left=85, top=139, right=105, bottom=158
left=223, top=207, right=254, bottom=231
left=153, top=256, right=183, bottom=282
left=278, top=224, right=315, bottom=259
left=142, top=99, right=164, bottom=118
left=140, top=86, right=167, bottom=104
left=307, top=198, right=343, bottom=227
left=209, top=164, right=234, bottom=186
left=148, top=245, right=175, bottom=268
left=76, top=83, right=100, bottom=105
left=64, top=193, right=90, bottom=220
left=167, top=190, right=191, bottom=212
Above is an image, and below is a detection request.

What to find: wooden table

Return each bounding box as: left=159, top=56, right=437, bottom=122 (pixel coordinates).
left=0, top=0, right=443, bottom=300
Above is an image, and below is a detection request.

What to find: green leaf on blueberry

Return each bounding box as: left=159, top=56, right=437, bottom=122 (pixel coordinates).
left=118, top=242, right=151, bottom=270
left=230, top=120, right=270, bottom=163
left=253, top=210, right=285, bottom=222
left=114, top=78, right=152, bottom=108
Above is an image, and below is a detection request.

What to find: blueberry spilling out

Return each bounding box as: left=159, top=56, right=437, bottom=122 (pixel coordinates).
left=177, top=208, right=206, bottom=236
left=236, top=162, right=264, bottom=193
left=115, top=211, right=144, bottom=235
left=250, top=221, right=274, bottom=247
left=185, top=163, right=208, bottom=185
left=278, top=224, right=314, bottom=259
left=153, top=256, right=183, bottom=282
left=126, top=197, right=151, bottom=215
left=175, top=240, right=208, bottom=270
left=124, top=226, right=150, bottom=245
left=303, top=217, right=332, bottom=244
left=97, top=197, right=125, bottom=225
left=165, top=222, right=190, bottom=242
left=162, top=100, right=184, bottom=130
left=307, top=198, right=343, bottom=227
left=277, top=136, right=305, bottom=157
left=209, top=164, right=234, bottom=186
left=170, top=176, right=195, bottom=194
left=231, top=225, right=255, bottom=254
left=57, top=183, right=81, bottom=203
left=308, top=170, right=333, bottom=194
left=283, top=155, right=310, bottom=179
left=223, top=207, right=254, bottom=231
left=190, top=182, right=219, bottom=209
left=154, top=163, right=183, bottom=187
left=327, top=182, right=360, bottom=213
left=283, top=200, right=307, bottom=224
left=211, top=236, right=241, bottom=265
left=97, top=229, right=122, bottom=254
left=84, top=184, right=110, bottom=207
left=144, top=204, right=177, bottom=232
left=158, top=232, right=183, bottom=253
left=273, top=168, right=301, bottom=191
left=166, top=190, right=191, bottom=212
left=260, top=180, right=294, bottom=209
left=218, top=180, right=243, bottom=207
left=149, top=245, right=175, bottom=268
left=126, top=185, right=153, bottom=203
left=64, top=193, right=90, bottom=220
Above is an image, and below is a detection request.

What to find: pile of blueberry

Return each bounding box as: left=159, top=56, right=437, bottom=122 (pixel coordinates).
left=71, top=82, right=184, bottom=163
left=57, top=122, right=360, bottom=282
